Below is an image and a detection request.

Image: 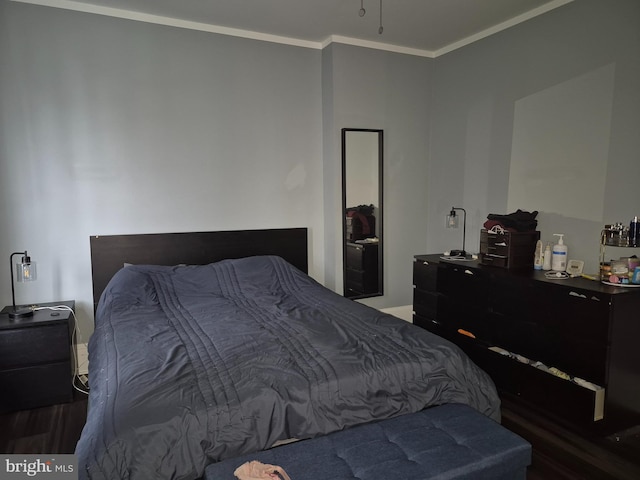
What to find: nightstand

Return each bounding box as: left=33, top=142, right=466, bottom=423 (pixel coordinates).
left=0, top=301, right=75, bottom=412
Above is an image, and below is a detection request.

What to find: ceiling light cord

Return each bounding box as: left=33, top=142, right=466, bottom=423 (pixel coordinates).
left=358, top=0, right=383, bottom=35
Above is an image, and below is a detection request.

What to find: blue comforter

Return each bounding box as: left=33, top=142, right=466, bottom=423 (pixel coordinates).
left=76, top=255, right=499, bottom=479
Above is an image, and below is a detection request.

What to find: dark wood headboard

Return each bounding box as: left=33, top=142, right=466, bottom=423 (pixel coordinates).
left=90, top=228, right=308, bottom=311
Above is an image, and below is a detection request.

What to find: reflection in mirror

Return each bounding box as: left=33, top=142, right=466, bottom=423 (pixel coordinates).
left=342, top=128, right=383, bottom=299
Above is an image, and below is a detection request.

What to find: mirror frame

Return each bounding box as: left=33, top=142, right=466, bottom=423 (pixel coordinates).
left=341, top=128, right=383, bottom=299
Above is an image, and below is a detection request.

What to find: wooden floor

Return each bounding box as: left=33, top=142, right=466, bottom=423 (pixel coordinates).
left=501, top=396, right=640, bottom=480
left=2, top=391, right=640, bottom=479
left=0, top=390, right=88, bottom=455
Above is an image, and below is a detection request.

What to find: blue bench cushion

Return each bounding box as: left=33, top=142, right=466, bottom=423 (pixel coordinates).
left=204, top=403, right=531, bottom=480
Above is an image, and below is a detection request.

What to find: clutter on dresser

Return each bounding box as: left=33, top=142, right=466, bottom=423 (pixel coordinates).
left=600, top=256, right=640, bottom=286
left=602, top=217, right=640, bottom=247
left=551, top=233, right=568, bottom=272
left=479, top=209, right=540, bottom=269
left=345, top=204, right=376, bottom=242
left=600, top=218, right=640, bottom=286
left=542, top=242, right=552, bottom=270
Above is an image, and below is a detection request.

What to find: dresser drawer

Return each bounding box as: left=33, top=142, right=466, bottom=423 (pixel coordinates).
left=487, top=312, right=608, bottom=384
left=413, top=288, right=440, bottom=319
left=346, top=268, right=366, bottom=288
left=480, top=229, right=540, bottom=249
left=413, top=259, right=438, bottom=291
left=488, top=278, right=610, bottom=383
left=438, top=263, right=489, bottom=305
left=0, top=323, right=70, bottom=369
left=478, top=253, right=508, bottom=267
left=413, top=313, right=450, bottom=338
left=346, top=267, right=378, bottom=295
left=491, top=277, right=611, bottom=340
left=0, top=361, right=73, bottom=412
left=346, top=243, right=378, bottom=271
left=471, top=346, right=605, bottom=426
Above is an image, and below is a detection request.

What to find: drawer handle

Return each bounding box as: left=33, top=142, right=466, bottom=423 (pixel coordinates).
left=457, top=328, right=476, bottom=338
left=568, top=291, right=587, bottom=299
left=464, top=269, right=474, bottom=275
left=423, top=261, right=430, bottom=266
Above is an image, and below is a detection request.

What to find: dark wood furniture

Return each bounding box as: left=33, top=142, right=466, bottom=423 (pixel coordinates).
left=345, top=242, right=379, bottom=297
left=0, top=301, right=75, bottom=413
left=479, top=229, right=540, bottom=269
left=413, top=254, right=640, bottom=436
left=90, top=228, right=308, bottom=310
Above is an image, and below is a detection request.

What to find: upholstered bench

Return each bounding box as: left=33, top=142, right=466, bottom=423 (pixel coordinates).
left=204, top=403, right=531, bottom=480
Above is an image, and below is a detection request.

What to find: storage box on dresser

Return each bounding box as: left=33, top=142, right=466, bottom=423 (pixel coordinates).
left=345, top=215, right=376, bottom=242
left=479, top=229, right=540, bottom=269
left=0, top=301, right=75, bottom=412
left=413, top=255, right=640, bottom=435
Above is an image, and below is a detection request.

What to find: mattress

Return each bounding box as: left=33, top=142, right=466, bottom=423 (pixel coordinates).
left=75, top=255, right=500, bottom=479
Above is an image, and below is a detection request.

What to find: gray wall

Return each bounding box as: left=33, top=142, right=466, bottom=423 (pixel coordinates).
left=322, top=44, right=432, bottom=309
left=0, top=2, right=324, bottom=336
left=428, top=0, right=640, bottom=273
left=1, top=0, right=639, bottom=339
left=0, top=1, right=430, bottom=337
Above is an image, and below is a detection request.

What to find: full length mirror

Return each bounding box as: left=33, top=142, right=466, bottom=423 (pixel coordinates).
left=342, top=128, right=383, bottom=299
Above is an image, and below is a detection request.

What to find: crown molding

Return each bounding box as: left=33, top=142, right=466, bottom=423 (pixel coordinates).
left=10, top=0, right=323, bottom=49
left=11, top=0, right=574, bottom=58
left=324, top=35, right=435, bottom=58
left=432, top=0, right=574, bottom=57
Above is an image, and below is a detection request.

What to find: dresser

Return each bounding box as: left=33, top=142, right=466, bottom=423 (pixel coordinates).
left=0, top=301, right=75, bottom=412
left=345, top=242, right=379, bottom=297
left=413, top=255, right=640, bottom=435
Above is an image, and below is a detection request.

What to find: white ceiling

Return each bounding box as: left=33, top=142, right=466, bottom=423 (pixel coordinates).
left=14, top=0, right=574, bottom=57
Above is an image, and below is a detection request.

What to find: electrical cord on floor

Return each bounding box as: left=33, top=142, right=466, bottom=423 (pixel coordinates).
left=33, top=305, right=90, bottom=395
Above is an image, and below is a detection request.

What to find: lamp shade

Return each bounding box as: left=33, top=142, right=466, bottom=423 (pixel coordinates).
left=9, top=251, right=36, bottom=319
left=16, top=258, right=36, bottom=282
left=446, top=211, right=459, bottom=229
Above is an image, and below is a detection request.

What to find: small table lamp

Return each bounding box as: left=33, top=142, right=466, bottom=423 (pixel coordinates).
left=9, top=251, right=37, bottom=319
left=446, top=207, right=467, bottom=257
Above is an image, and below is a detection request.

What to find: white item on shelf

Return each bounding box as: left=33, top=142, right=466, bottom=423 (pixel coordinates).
left=542, top=243, right=552, bottom=270
left=552, top=234, right=568, bottom=272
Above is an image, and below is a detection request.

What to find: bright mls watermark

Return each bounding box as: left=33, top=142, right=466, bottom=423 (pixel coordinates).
left=1, top=455, right=77, bottom=479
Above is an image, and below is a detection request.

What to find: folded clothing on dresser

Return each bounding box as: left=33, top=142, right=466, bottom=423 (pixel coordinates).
left=485, top=209, right=538, bottom=233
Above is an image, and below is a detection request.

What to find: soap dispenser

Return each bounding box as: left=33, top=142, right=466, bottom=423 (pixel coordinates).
left=552, top=234, right=568, bottom=272
left=542, top=243, right=552, bottom=271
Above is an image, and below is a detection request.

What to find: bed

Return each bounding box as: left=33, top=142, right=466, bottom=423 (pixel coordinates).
left=76, top=228, right=501, bottom=480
